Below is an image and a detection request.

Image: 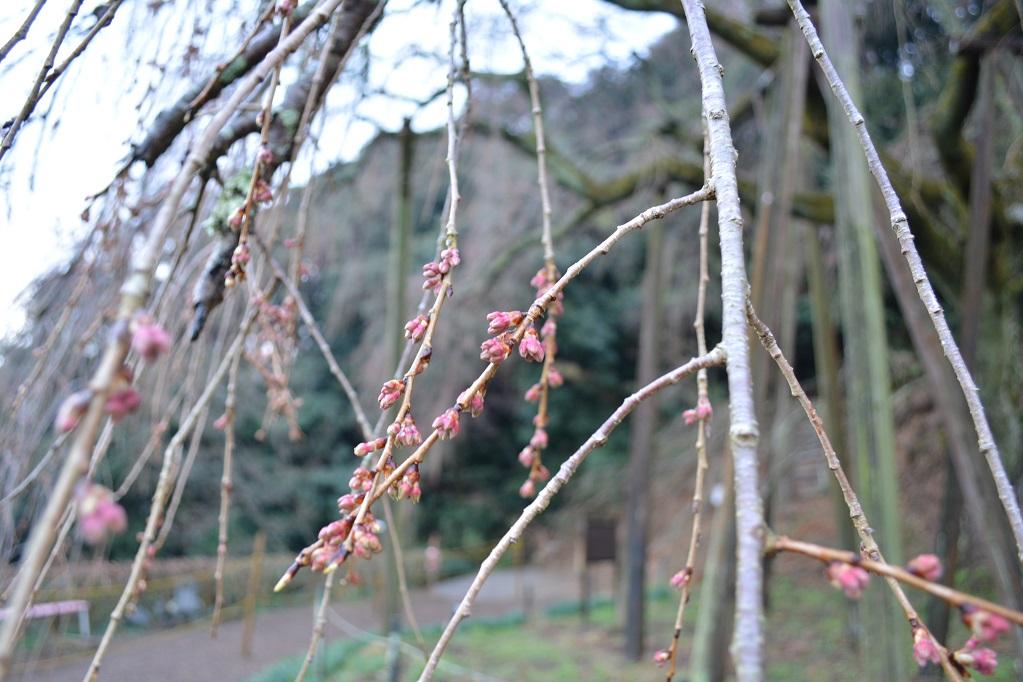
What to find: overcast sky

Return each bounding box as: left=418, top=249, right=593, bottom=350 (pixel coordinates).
left=0, top=0, right=676, bottom=336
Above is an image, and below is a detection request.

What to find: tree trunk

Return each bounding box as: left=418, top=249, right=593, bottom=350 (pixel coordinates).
left=623, top=221, right=665, bottom=660
left=817, top=2, right=908, bottom=679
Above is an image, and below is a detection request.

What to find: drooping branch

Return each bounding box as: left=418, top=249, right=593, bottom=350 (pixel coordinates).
left=417, top=348, right=727, bottom=681
left=787, top=0, right=1023, bottom=569
left=0, top=0, right=48, bottom=67
left=679, top=1, right=763, bottom=678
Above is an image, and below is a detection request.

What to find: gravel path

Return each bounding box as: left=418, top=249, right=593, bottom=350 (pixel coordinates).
left=10, top=567, right=584, bottom=682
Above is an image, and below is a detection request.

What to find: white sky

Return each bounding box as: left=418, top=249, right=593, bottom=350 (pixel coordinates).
left=0, top=0, right=675, bottom=337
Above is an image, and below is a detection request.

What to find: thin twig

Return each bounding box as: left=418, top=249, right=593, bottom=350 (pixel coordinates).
left=381, top=496, right=426, bottom=651
left=787, top=0, right=1023, bottom=568
left=0, top=0, right=48, bottom=66
left=294, top=571, right=337, bottom=682
left=416, top=349, right=727, bottom=681
left=211, top=350, right=243, bottom=637
left=665, top=131, right=713, bottom=682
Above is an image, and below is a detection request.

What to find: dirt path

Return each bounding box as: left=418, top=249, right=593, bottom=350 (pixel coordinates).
left=10, top=567, right=584, bottom=682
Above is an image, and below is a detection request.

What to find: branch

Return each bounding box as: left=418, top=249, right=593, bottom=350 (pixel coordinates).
left=680, top=1, right=764, bottom=678
left=0, top=0, right=47, bottom=67
left=766, top=536, right=1023, bottom=628
left=788, top=0, right=1023, bottom=569
left=417, top=348, right=727, bottom=680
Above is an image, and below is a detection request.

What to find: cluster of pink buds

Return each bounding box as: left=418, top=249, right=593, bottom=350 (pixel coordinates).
left=826, top=561, right=870, bottom=599
left=486, top=310, right=524, bottom=335
left=682, top=394, right=713, bottom=425
left=378, top=379, right=406, bottom=410
left=348, top=468, right=375, bottom=493
left=480, top=335, right=513, bottom=363
left=404, top=314, right=429, bottom=342
left=105, top=365, right=142, bottom=422
left=351, top=519, right=384, bottom=560
left=953, top=637, right=998, bottom=675
left=309, top=515, right=356, bottom=572
left=906, top=553, right=943, bottom=581
left=354, top=437, right=387, bottom=457
left=130, top=312, right=172, bottom=361
left=422, top=248, right=461, bottom=292
left=432, top=408, right=460, bottom=439
left=962, top=606, right=1011, bottom=643
left=519, top=327, right=544, bottom=363
left=391, top=416, right=422, bottom=447
left=393, top=463, right=422, bottom=503
left=75, top=483, right=127, bottom=545
left=912, top=627, right=942, bottom=667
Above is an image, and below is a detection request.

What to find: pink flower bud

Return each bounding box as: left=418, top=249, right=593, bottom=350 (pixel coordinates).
left=353, top=438, right=386, bottom=457
left=277, top=0, right=296, bottom=14
left=131, top=314, right=172, bottom=361
left=253, top=179, right=273, bottom=203
left=535, top=465, right=550, bottom=482
left=486, top=310, right=524, bottom=335
left=440, top=247, right=460, bottom=270
left=432, top=408, right=460, bottom=439
left=396, top=417, right=422, bottom=447
left=105, top=388, right=141, bottom=422
left=55, top=390, right=92, bottom=433
left=826, top=562, right=870, bottom=599
left=670, top=569, right=690, bottom=589
left=547, top=366, right=564, bottom=388
left=519, top=327, right=544, bottom=363
left=519, top=479, right=535, bottom=498
left=228, top=207, right=245, bottom=228
left=956, top=638, right=998, bottom=675
left=530, top=429, right=548, bottom=449
left=530, top=268, right=548, bottom=290
left=518, top=447, right=536, bottom=468
left=232, top=243, right=251, bottom=266
left=541, top=319, right=556, bottom=338
left=468, top=392, right=485, bottom=418
left=524, top=383, right=542, bottom=402
left=404, top=314, right=429, bottom=342
left=963, top=608, right=1011, bottom=643
left=912, top=628, right=941, bottom=667
left=257, top=145, right=274, bottom=164
left=377, top=380, right=405, bottom=410
left=76, top=484, right=128, bottom=545
left=652, top=649, right=670, bottom=667
left=213, top=413, right=229, bottom=430
left=337, top=493, right=358, bottom=511
left=480, top=336, right=512, bottom=363
left=906, top=553, right=943, bottom=582
left=422, top=262, right=443, bottom=291
left=410, top=482, right=422, bottom=503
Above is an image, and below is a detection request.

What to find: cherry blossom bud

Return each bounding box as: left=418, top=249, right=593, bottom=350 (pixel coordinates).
left=432, top=408, right=460, bottom=439
left=404, top=314, right=429, bottom=342
left=76, top=484, right=128, bottom=545
left=131, top=314, right=172, bottom=361
left=530, top=429, right=548, bottom=449
left=277, top=0, right=296, bottom=14
left=547, top=366, right=564, bottom=388
left=912, top=628, right=941, bottom=667
left=535, top=465, right=550, bottom=482
left=518, top=447, right=536, bottom=468
left=395, top=417, right=422, bottom=447
left=670, top=569, right=691, bottom=590
left=377, top=380, right=405, bottom=410
left=541, top=319, right=556, bottom=338
left=906, top=553, right=943, bottom=582
left=524, top=383, right=542, bottom=402
left=228, top=207, right=245, bottom=229
left=468, top=392, right=485, bottom=418
left=826, top=562, right=870, bottom=599
left=962, top=607, right=1011, bottom=643
left=55, top=390, right=92, bottom=433
left=519, top=327, right=544, bottom=363
left=253, top=179, right=273, bottom=203
left=257, top=145, right=274, bottom=164
left=105, top=388, right=141, bottom=422
left=530, top=267, right=548, bottom=290
left=337, top=493, right=358, bottom=511
left=410, top=482, right=422, bottom=503
left=486, top=310, right=524, bottom=335
left=354, top=438, right=387, bottom=457
left=213, top=413, right=229, bottom=430
left=440, top=247, right=460, bottom=270
left=232, top=242, right=251, bottom=266
left=422, top=262, right=443, bottom=291
left=652, top=650, right=670, bottom=667
left=480, top=336, right=512, bottom=363
left=519, top=479, right=535, bottom=498
left=956, top=638, right=998, bottom=675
